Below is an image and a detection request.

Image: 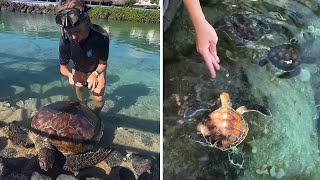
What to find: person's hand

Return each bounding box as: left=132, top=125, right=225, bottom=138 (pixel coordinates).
left=87, top=73, right=99, bottom=92
left=68, top=73, right=75, bottom=86
left=195, top=19, right=220, bottom=78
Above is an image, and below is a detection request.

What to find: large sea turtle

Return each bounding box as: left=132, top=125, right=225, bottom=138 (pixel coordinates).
left=4, top=101, right=111, bottom=172
left=213, top=12, right=298, bottom=50
left=258, top=43, right=316, bottom=78
left=184, top=92, right=271, bottom=168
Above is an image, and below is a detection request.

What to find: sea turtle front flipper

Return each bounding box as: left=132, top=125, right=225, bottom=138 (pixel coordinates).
left=236, top=105, right=272, bottom=117
left=6, top=123, right=33, bottom=148
left=63, top=147, right=112, bottom=172
left=183, top=100, right=219, bottom=120
left=276, top=68, right=301, bottom=79
left=228, top=147, right=244, bottom=168
left=258, top=58, right=269, bottom=67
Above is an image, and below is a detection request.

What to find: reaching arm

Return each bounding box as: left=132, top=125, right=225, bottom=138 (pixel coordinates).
left=183, top=0, right=221, bottom=78
left=60, top=64, right=74, bottom=85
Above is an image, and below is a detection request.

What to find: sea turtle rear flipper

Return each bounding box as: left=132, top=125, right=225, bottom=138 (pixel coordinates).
left=6, top=123, right=33, bottom=148
left=228, top=147, right=244, bottom=168
left=236, top=105, right=272, bottom=117
left=63, top=147, right=112, bottom=172
left=258, top=58, right=269, bottom=67
left=276, top=68, right=301, bottom=79
left=183, top=100, right=220, bottom=120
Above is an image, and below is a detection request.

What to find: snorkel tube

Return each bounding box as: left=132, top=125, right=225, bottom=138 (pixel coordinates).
left=59, top=0, right=67, bottom=40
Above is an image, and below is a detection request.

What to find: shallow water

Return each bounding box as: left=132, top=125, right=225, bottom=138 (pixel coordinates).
left=0, top=11, right=159, bottom=178
left=164, top=0, right=320, bottom=179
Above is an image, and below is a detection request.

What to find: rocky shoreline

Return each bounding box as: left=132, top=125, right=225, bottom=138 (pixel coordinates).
left=0, top=1, right=56, bottom=14
left=0, top=1, right=160, bottom=23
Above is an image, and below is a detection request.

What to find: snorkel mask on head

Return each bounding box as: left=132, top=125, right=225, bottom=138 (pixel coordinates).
left=55, top=8, right=86, bottom=29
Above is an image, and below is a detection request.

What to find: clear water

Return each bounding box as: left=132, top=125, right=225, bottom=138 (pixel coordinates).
left=0, top=11, right=159, bottom=176
left=164, top=0, right=320, bottom=179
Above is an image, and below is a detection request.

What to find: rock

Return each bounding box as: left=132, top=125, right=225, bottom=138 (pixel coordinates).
left=85, top=178, right=102, bottom=180
left=276, top=168, right=286, bottom=179
left=299, top=68, right=311, bottom=82
left=104, top=150, right=125, bottom=168
left=56, top=174, right=78, bottom=180
left=4, top=172, right=28, bottom=180
left=197, top=155, right=209, bottom=162
left=127, top=154, right=152, bottom=177
left=251, top=146, right=258, bottom=154
left=4, top=109, right=24, bottom=123
left=0, top=148, right=17, bottom=158
left=256, top=168, right=268, bottom=175
left=113, top=128, right=159, bottom=153
left=0, top=158, right=7, bottom=177
left=31, top=172, right=52, bottom=180
left=269, top=166, right=276, bottom=177
left=0, top=108, right=14, bottom=121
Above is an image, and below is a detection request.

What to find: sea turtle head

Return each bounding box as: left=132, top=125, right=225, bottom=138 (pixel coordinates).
left=220, top=92, right=231, bottom=107
left=38, top=148, right=55, bottom=171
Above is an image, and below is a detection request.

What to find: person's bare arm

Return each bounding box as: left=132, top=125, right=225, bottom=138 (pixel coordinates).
left=60, top=64, right=74, bottom=85
left=183, top=0, right=220, bottom=78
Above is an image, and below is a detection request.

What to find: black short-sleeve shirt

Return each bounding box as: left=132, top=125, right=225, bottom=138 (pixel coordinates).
left=59, top=24, right=109, bottom=73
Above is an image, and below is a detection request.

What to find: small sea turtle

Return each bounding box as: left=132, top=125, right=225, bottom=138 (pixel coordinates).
left=184, top=92, right=271, bottom=168
left=258, top=43, right=316, bottom=78
left=5, top=101, right=111, bottom=172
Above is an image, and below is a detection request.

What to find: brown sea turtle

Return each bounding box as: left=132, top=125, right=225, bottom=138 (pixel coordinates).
left=258, top=43, right=316, bottom=78
left=4, top=101, right=111, bottom=172
left=213, top=13, right=298, bottom=50
left=184, top=92, right=271, bottom=168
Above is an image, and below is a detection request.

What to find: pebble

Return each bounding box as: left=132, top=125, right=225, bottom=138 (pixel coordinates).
left=251, top=146, right=257, bottom=154
left=269, top=166, right=276, bottom=177
left=198, top=155, right=209, bottom=162
left=299, top=69, right=311, bottom=82
left=276, top=168, right=286, bottom=179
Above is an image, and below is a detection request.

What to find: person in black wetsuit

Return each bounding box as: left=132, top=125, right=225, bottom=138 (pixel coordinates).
left=55, top=0, right=109, bottom=114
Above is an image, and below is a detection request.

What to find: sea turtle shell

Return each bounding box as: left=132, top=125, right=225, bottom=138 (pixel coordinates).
left=202, top=105, right=248, bottom=151
left=258, top=43, right=316, bottom=78
left=265, top=43, right=301, bottom=71
left=31, top=101, right=103, bottom=156
left=214, top=13, right=271, bottom=46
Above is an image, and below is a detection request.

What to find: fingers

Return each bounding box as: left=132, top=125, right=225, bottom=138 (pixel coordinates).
left=74, top=82, right=83, bottom=87
left=209, top=42, right=220, bottom=63
left=200, top=48, right=220, bottom=78
left=201, top=51, right=216, bottom=78
left=87, top=80, right=98, bottom=92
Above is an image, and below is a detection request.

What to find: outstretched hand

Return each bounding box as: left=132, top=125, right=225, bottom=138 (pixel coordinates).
left=195, top=20, right=220, bottom=78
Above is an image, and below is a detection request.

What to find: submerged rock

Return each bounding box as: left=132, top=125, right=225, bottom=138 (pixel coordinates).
left=31, top=172, right=52, bottom=180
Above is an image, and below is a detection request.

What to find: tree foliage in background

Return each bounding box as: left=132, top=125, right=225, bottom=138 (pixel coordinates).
left=150, top=0, right=159, bottom=5
left=123, top=0, right=137, bottom=7
left=89, top=6, right=159, bottom=23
